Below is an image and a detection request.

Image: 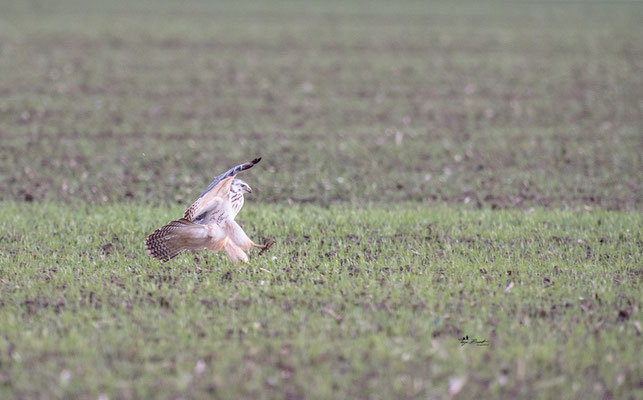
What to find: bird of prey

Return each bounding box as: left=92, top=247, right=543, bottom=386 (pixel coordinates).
left=145, top=157, right=272, bottom=263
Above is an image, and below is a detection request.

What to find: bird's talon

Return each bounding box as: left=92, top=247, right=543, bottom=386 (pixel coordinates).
left=258, top=239, right=275, bottom=256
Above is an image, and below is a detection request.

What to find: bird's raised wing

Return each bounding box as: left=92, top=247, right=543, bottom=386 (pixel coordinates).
left=197, top=157, right=261, bottom=199
left=183, top=176, right=235, bottom=223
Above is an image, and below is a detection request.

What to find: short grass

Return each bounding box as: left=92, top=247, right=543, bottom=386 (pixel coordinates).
left=1, top=1, right=641, bottom=399
left=0, top=202, right=640, bottom=399
left=0, top=0, right=641, bottom=209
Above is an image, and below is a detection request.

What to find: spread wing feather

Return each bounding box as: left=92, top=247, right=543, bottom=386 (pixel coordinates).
left=197, top=157, right=261, bottom=199
left=145, top=218, right=212, bottom=262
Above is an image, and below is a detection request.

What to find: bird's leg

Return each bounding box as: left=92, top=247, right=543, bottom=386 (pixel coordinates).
left=256, top=239, right=275, bottom=256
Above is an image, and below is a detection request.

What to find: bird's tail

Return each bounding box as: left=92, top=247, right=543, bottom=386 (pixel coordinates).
left=145, top=218, right=211, bottom=262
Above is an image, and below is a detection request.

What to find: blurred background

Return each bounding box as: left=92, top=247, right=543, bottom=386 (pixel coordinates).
left=0, top=0, right=641, bottom=209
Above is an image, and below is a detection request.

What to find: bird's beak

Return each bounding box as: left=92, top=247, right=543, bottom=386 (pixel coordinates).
left=247, top=187, right=252, bottom=193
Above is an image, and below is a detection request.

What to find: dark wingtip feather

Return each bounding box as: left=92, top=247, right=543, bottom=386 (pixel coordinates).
left=240, top=157, right=261, bottom=172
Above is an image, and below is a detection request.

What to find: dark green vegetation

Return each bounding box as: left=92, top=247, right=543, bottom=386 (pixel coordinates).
left=0, top=0, right=642, bottom=399
left=1, top=203, right=641, bottom=399
left=0, top=0, right=641, bottom=209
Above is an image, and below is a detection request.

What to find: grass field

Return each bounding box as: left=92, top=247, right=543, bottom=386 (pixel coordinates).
left=0, top=0, right=642, bottom=399
left=1, top=203, right=641, bottom=399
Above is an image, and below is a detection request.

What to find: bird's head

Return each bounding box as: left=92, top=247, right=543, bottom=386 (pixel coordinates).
left=231, top=178, right=252, bottom=194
